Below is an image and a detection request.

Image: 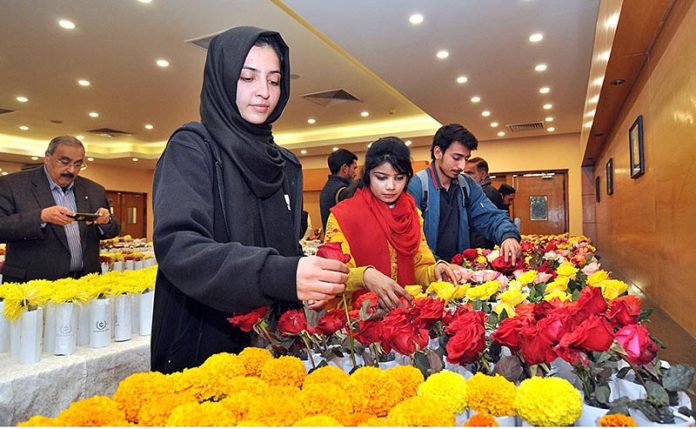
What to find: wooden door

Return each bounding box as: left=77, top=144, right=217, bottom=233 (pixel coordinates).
left=512, top=172, right=567, bottom=235
left=105, top=191, right=147, bottom=238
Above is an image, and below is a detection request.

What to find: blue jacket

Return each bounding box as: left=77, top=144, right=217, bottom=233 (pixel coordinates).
left=407, top=163, right=520, bottom=256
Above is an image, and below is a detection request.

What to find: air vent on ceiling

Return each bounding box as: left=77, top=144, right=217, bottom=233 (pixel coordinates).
left=301, top=89, right=361, bottom=107
left=186, top=32, right=222, bottom=50
left=88, top=127, right=131, bottom=138
left=0, top=108, right=14, bottom=115
left=506, top=121, right=545, bottom=132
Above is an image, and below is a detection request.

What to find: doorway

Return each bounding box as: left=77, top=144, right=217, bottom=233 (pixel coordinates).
left=511, top=172, right=567, bottom=235
left=106, top=191, right=147, bottom=238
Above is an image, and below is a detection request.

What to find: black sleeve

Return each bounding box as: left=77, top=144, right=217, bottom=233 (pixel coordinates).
left=0, top=177, right=45, bottom=242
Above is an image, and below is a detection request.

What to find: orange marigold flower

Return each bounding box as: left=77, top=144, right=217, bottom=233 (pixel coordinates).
left=345, top=412, right=378, bottom=426
left=298, top=382, right=353, bottom=425
left=246, top=391, right=305, bottom=426
left=165, top=402, right=236, bottom=426
left=358, top=416, right=388, bottom=426
left=346, top=366, right=402, bottom=417
left=260, top=355, right=306, bottom=388
left=170, top=366, right=235, bottom=402
left=385, top=365, right=424, bottom=399
left=238, top=347, right=274, bottom=377
left=465, top=412, right=499, bottom=426
left=292, top=415, right=343, bottom=426
left=387, top=396, right=456, bottom=426
left=599, top=413, right=638, bottom=427
left=465, top=373, right=516, bottom=417
left=17, top=415, right=55, bottom=426
left=113, top=371, right=171, bottom=423
left=137, top=392, right=196, bottom=426
left=303, top=364, right=351, bottom=389
left=219, top=391, right=259, bottom=424
left=55, top=396, right=129, bottom=426
left=228, top=375, right=269, bottom=396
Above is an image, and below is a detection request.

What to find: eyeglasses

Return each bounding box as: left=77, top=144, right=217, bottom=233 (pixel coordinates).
left=54, top=158, right=88, bottom=171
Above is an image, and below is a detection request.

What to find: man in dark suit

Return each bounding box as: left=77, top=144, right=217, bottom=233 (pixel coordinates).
left=0, top=136, right=120, bottom=282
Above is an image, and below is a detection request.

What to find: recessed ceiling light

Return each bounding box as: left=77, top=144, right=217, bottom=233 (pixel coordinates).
left=137, top=0, right=152, bottom=3
left=31, top=156, right=39, bottom=160
left=76, top=135, right=85, bottom=140
left=436, top=50, right=449, bottom=59
left=585, top=109, right=596, bottom=117
left=598, top=50, right=611, bottom=61
left=470, top=96, right=481, bottom=103
left=16, top=96, right=28, bottom=103
left=593, top=77, right=604, bottom=86
left=543, top=103, right=553, bottom=110
left=156, top=59, right=170, bottom=68
left=89, top=112, right=99, bottom=118
left=529, top=33, right=543, bottom=43
left=360, top=111, right=369, bottom=118
left=535, top=63, right=548, bottom=72
left=497, top=131, right=506, bottom=137
left=332, top=147, right=339, bottom=152
left=87, top=157, right=95, bottom=162
left=481, top=110, right=491, bottom=117
left=307, top=118, right=316, bottom=124
left=58, top=19, right=76, bottom=30
left=539, top=87, right=550, bottom=94
left=547, top=127, right=556, bottom=132
left=300, top=149, right=307, bottom=155
left=367, top=143, right=372, bottom=148
left=1, top=172, right=7, bottom=176
left=405, top=140, right=412, bottom=146
left=490, top=122, right=498, bottom=127
left=132, top=158, right=139, bottom=162
left=145, top=124, right=154, bottom=130
left=545, top=116, right=554, bottom=122
left=456, top=75, right=468, bottom=84
left=409, top=14, right=424, bottom=25
left=77, top=79, right=90, bottom=87
left=19, top=125, right=29, bottom=131
left=589, top=95, right=599, bottom=104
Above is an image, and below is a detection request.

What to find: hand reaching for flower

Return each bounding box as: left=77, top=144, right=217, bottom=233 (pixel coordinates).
left=363, top=267, right=413, bottom=311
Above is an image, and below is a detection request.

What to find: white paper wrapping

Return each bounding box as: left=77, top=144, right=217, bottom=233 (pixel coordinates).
left=77, top=303, right=90, bottom=346
left=100, top=262, right=109, bottom=274
left=143, top=257, right=156, bottom=268
left=130, top=294, right=140, bottom=334
left=113, top=261, right=123, bottom=272
left=54, top=302, right=77, bottom=355
left=43, top=303, right=56, bottom=353
left=125, top=260, right=134, bottom=271
left=19, top=308, right=43, bottom=365
left=114, top=295, right=132, bottom=342
left=139, top=290, right=154, bottom=336
left=0, top=301, right=9, bottom=353
left=134, top=260, right=144, bottom=270
left=10, top=320, right=20, bottom=359
left=89, top=298, right=111, bottom=348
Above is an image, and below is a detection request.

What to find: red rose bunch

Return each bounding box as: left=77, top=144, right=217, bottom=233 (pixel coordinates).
left=555, top=314, right=615, bottom=365
left=355, top=317, right=383, bottom=346
left=380, top=308, right=429, bottom=356
left=614, top=324, right=658, bottom=366
left=607, top=295, right=642, bottom=327
left=227, top=306, right=271, bottom=333
left=490, top=255, right=525, bottom=275
left=413, top=297, right=445, bottom=330
left=316, top=241, right=351, bottom=263
left=570, top=286, right=608, bottom=324
left=277, top=308, right=315, bottom=336
left=444, top=310, right=487, bottom=365
left=315, top=309, right=347, bottom=336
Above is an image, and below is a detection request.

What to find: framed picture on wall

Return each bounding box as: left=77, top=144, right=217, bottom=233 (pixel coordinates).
left=595, top=176, right=601, bottom=202
left=606, top=158, right=614, bottom=195
left=629, top=115, right=645, bottom=178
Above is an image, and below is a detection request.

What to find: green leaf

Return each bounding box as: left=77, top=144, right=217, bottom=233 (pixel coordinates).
left=493, top=355, right=524, bottom=383
left=639, top=308, right=653, bottom=322
left=616, top=366, right=631, bottom=379
left=645, top=380, right=670, bottom=407
left=413, top=351, right=430, bottom=379
left=595, top=383, right=611, bottom=405
left=472, top=299, right=483, bottom=311
left=662, top=364, right=695, bottom=392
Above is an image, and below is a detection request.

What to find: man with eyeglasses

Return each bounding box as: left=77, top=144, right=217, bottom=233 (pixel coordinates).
left=0, top=135, right=120, bottom=283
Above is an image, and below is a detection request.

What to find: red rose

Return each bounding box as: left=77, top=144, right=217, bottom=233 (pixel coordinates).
left=227, top=306, right=270, bottom=333
left=521, top=241, right=536, bottom=253
left=558, top=314, right=614, bottom=352
left=607, top=295, right=642, bottom=327
left=615, top=324, right=657, bottom=366
left=451, top=253, right=464, bottom=265
left=381, top=309, right=429, bottom=355
left=442, top=304, right=473, bottom=326
left=353, top=290, right=379, bottom=312
left=444, top=310, right=486, bottom=336
left=317, top=242, right=351, bottom=263
left=413, top=297, right=445, bottom=330
left=277, top=309, right=314, bottom=336
left=519, top=324, right=557, bottom=365
left=572, top=286, right=608, bottom=323
left=316, top=309, right=347, bottom=336
left=491, top=316, right=529, bottom=351
left=537, top=311, right=573, bottom=345
left=514, top=303, right=537, bottom=322
left=446, top=324, right=487, bottom=365
left=463, top=248, right=479, bottom=261
left=355, top=318, right=383, bottom=346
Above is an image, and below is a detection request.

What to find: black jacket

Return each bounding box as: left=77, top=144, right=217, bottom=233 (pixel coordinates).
left=319, top=175, right=352, bottom=231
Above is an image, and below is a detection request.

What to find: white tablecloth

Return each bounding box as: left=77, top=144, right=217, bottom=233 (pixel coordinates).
left=0, top=335, right=150, bottom=425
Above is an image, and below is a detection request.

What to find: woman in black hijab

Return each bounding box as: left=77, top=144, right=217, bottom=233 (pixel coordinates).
left=151, top=26, right=348, bottom=373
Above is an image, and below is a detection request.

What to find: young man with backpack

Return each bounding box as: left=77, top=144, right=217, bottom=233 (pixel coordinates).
left=406, top=124, right=521, bottom=265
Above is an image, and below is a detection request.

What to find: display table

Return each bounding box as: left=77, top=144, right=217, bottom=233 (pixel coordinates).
left=0, top=335, right=150, bottom=426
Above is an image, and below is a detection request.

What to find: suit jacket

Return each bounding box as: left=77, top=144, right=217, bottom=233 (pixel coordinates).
left=0, top=167, right=120, bottom=282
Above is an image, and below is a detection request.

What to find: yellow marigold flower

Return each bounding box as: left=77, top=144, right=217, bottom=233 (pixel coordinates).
left=494, top=302, right=516, bottom=318
left=598, top=279, right=628, bottom=300
left=303, top=365, right=351, bottom=389
left=466, top=373, right=516, bottom=417
left=465, top=412, right=499, bottom=427
left=261, top=355, right=306, bottom=388
left=172, top=365, right=235, bottom=402
left=247, top=391, right=305, bottom=426
left=138, top=392, right=196, bottom=427
left=599, top=413, right=638, bottom=426
left=544, top=290, right=571, bottom=302
left=545, top=275, right=570, bottom=293
left=417, top=370, right=467, bottom=414
left=466, top=280, right=500, bottom=301
left=200, top=351, right=246, bottom=377
left=385, top=365, right=424, bottom=399
left=238, top=347, right=273, bottom=377
left=346, top=366, right=402, bottom=417
left=293, top=415, right=343, bottom=426
left=498, top=287, right=528, bottom=307
left=476, top=255, right=488, bottom=265
left=219, top=391, right=258, bottom=423
left=387, top=395, right=455, bottom=426
left=452, top=283, right=470, bottom=299
left=268, top=384, right=301, bottom=397
left=516, top=270, right=538, bottom=286
left=426, top=281, right=456, bottom=302
left=358, top=416, right=388, bottom=426
left=236, top=419, right=267, bottom=426
left=346, top=412, right=378, bottom=426
left=404, top=284, right=426, bottom=299
left=514, top=377, right=582, bottom=427
left=556, top=262, right=579, bottom=277
left=17, top=415, right=55, bottom=426
left=113, top=371, right=172, bottom=423
left=55, top=396, right=129, bottom=426
left=226, top=375, right=269, bottom=396
left=166, top=402, right=236, bottom=426
left=587, top=270, right=610, bottom=285
left=299, top=382, right=353, bottom=425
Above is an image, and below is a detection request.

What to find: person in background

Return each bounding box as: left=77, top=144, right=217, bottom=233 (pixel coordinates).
left=407, top=124, right=521, bottom=262
left=324, top=137, right=466, bottom=311
left=498, top=183, right=516, bottom=211
left=465, top=156, right=506, bottom=249
left=319, top=149, right=358, bottom=231
left=0, top=136, right=119, bottom=283
left=151, top=26, right=347, bottom=373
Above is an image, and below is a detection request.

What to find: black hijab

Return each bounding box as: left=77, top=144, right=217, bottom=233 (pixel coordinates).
left=199, top=26, right=299, bottom=257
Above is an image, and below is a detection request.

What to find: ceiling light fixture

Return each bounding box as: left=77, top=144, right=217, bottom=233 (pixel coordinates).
left=490, top=122, right=498, bottom=127
left=31, top=156, right=39, bottom=160
left=87, top=157, right=95, bottom=162
left=543, top=103, right=553, bottom=110
left=58, top=19, right=76, bottom=30
left=539, top=87, right=550, bottom=94
left=481, top=110, right=491, bottom=117
left=535, top=63, right=547, bottom=72
left=360, top=111, right=369, bottom=117
left=497, top=131, right=505, bottom=137
left=529, top=33, right=543, bottom=43
left=405, top=140, right=412, bottom=146
left=137, top=0, right=153, bottom=3
left=145, top=124, right=154, bottom=130
left=436, top=50, right=449, bottom=59
left=132, top=158, right=139, bottom=162
left=547, top=127, right=556, bottom=132
left=409, top=14, right=424, bottom=25
left=456, top=75, right=468, bottom=84
left=545, top=116, right=554, bottom=122
left=156, top=59, right=170, bottom=68
left=16, top=96, right=28, bottom=103
left=307, top=118, right=316, bottom=124
left=78, top=79, right=90, bottom=87
left=332, top=147, right=339, bottom=152
left=470, top=96, right=481, bottom=103
left=19, top=125, right=29, bottom=131
left=1, top=172, right=7, bottom=176
left=300, top=149, right=307, bottom=154
left=89, top=112, right=99, bottom=118
left=76, top=135, right=85, bottom=140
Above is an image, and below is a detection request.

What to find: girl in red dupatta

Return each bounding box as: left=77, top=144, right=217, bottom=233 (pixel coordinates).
left=325, top=137, right=460, bottom=310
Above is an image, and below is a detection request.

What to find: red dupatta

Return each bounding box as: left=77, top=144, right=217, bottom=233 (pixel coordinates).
left=331, top=187, right=422, bottom=285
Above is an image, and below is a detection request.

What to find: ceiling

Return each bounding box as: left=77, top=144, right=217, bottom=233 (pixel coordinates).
left=0, top=0, right=600, bottom=169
